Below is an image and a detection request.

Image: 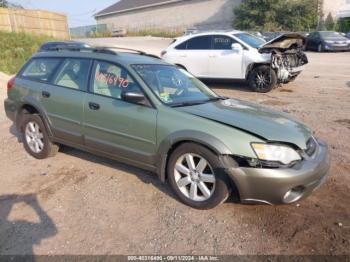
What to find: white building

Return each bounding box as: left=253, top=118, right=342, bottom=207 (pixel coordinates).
left=94, top=0, right=242, bottom=32
left=94, top=0, right=350, bottom=32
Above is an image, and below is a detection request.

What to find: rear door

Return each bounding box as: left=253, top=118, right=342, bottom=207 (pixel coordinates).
left=33, top=57, right=91, bottom=144
left=209, top=35, right=244, bottom=79
left=83, top=60, right=157, bottom=167
left=174, top=35, right=212, bottom=77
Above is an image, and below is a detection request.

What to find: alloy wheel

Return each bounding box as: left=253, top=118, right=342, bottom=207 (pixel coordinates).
left=255, top=71, right=272, bottom=90
left=25, top=121, right=44, bottom=153
left=174, top=153, right=216, bottom=202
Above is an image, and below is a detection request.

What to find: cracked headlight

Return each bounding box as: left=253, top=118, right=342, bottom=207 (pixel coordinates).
left=251, top=143, right=301, bottom=165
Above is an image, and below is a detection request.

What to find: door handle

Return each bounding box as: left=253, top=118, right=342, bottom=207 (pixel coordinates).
left=42, top=91, right=50, bottom=98
left=180, top=54, right=187, bottom=57
left=209, top=54, right=217, bottom=58
left=88, top=102, right=100, bottom=110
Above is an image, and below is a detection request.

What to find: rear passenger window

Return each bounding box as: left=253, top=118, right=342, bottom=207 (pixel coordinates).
left=53, top=59, right=91, bottom=91
left=92, top=61, right=141, bottom=99
left=21, top=58, right=61, bottom=82
left=176, top=36, right=212, bottom=50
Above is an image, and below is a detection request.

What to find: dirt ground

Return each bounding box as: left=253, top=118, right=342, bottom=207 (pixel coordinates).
left=0, top=39, right=349, bottom=256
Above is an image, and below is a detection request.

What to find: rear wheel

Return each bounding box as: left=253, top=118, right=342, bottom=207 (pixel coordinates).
left=167, top=143, right=231, bottom=209
left=248, top=65, right=277, bottom=93
left=20, top=114, right=59, bottom=159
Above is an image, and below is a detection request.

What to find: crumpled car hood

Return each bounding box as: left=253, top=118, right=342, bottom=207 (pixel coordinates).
left=259, top=33, right=306, bottom=52
left=177, top=99, right=312, bottom=150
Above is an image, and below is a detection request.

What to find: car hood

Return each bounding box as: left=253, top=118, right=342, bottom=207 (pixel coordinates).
left=259, top=33, right=305, bottom=52
left=323, top=37, right=349, bottom=42
left=176, top=99, right=312, bottom=149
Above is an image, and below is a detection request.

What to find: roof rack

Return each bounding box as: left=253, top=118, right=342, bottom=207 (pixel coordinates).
left=95, top=46, right=161, bottom=59
left=46, top=45, right=118, bottom=55
left=46, top=45, right=160, bottom=59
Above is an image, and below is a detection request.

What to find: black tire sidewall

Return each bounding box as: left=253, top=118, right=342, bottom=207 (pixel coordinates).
left=21, top=114, right=53, bottom=159
left=248, top=65, right=277, bottom=93
left=318, top=44, right=323, bottom=52
left=167, top=143, right=231, bottom=209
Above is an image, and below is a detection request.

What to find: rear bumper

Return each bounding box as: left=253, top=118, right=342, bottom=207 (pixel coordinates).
left=4, top=98, right=16, bottom=122
left=226, top=139, right=330, bottom=205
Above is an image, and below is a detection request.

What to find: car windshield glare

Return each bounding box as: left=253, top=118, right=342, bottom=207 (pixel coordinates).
left=234, top=33, right=266, bottom=48
left=132, top=64, right=218, bottom=106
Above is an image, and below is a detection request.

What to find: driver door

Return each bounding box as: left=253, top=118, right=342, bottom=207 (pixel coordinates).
left=209, top=35, right=244, bottom=79
left=83, top=60, right=158, bottom=166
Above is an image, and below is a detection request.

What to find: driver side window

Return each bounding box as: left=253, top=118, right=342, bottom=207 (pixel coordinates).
left=212, top=35, right=236, bottom=50
left=92, top=60, right=141, bottom=99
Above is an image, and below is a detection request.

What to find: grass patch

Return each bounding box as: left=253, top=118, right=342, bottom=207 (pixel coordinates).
left=0, top=31, right=59, bottom=75
left=126, top=30, right=181, bottom=38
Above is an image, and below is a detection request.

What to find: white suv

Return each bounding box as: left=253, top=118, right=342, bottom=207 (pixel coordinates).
left=161, top=31, right=308, bottom=93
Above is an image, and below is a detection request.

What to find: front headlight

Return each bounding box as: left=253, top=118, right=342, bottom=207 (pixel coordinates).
left=325, top=40, right=335, bottom=44
left=251, top=143, right=301, bottom=165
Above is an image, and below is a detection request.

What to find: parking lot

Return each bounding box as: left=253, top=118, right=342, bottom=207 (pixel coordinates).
left=0, top=38, right=349, bottom=255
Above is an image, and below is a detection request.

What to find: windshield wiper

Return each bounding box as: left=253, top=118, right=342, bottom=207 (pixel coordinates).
left=170, top=96, right=227, bottom=108
left=170, top=100, right=208, bottom=108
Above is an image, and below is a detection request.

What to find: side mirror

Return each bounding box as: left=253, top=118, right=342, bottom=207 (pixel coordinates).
left=121, top=91, right=146, bottom=104
left=231, top=43, right=243, bottom=51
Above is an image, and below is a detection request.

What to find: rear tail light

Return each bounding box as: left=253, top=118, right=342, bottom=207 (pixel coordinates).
left=7, top=76, right=16, bottom=90
left=160, top=50, right=167, bottom=57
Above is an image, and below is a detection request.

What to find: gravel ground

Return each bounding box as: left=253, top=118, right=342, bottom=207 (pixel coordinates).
left=0, top=40, right=349, bottom=255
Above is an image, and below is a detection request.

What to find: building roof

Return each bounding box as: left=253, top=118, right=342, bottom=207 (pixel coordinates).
left=95, top=0, right=184, bottom=17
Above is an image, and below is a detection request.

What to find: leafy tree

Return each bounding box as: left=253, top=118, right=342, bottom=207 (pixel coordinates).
left=336, top=17, right=350, bottom=33
left=324, top=13, right=335, bottom=30
left=0, top=0, right=9, bottom=7
left=233, top=0, right=319, bottom=31
left=0, top=0, right=22, bottom=8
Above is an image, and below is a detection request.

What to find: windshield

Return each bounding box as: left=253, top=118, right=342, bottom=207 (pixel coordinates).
left=132, top=64, right=219, bottom=107
left=234, top=33, right=266, bottom=48
left=320, top=31, right=346, bottom=39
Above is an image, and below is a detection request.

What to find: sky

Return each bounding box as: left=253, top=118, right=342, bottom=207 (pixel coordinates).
left=13, top=0, right=119, bottom=28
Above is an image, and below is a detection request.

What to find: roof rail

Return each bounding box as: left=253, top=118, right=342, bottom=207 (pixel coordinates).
left=45, top=45, right=160, bottom=59
left=96, top=46, right=161, bottom=59
left=46, top=45, right=118, bottom=55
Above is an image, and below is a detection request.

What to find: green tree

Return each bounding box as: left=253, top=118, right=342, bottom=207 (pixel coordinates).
left=0, top=0, right=9, bottom=7
left=324, top=13, right=335, bottom=30
left=336, top=17, right=350, bottom=33
left=233, top=0, right=319, bottom=31
left=0, top=0, right=22, bottom=8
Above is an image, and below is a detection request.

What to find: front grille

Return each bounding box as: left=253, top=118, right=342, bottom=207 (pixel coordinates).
left=305, top=137, right=318, bottom=156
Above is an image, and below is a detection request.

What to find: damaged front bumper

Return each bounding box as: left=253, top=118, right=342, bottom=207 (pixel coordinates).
left=271, top=51, right=308, bottom=83
left=226, top=139, right=330, bottom=205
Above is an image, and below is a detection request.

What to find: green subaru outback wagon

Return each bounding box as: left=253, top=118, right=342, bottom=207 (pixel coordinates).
left=4, top=46, right=330, bottom=209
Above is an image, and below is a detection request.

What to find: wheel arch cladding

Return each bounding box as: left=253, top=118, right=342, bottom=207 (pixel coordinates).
left=156, top=130, right=233, bottom=182
left=17, top=97, right=53, bottom=136
left=246, top=63, right=271, bottom=79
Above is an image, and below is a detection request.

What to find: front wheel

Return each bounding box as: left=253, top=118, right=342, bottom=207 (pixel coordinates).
left=318, top=44, right=324, bottom=52
left=167, top=143, right=231, bottom=209
left=248, top=65, right=277, bottom=93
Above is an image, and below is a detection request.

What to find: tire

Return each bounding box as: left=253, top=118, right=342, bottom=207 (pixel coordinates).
left=318, top=44, right=324, bottom=52
left=167, top=143, right=231, bottom=209
left=20, top=114, right=59, bottom=159
left=248, top=65, right=277, bottom=93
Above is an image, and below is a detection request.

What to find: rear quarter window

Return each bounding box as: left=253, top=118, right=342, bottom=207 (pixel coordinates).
left=21, top=58, right=61, bottom=82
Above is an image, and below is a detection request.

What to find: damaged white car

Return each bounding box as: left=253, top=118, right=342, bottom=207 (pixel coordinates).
left=161, top=31, right=308, bottom=93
